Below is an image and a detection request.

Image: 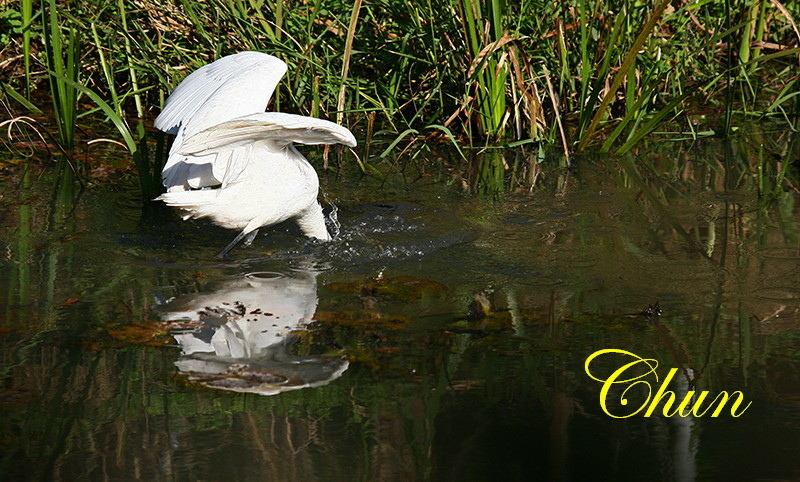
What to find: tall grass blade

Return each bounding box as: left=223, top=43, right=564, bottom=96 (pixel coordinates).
left=379, top=129, right=419, bottom=158
left=336, top=0, right=363, bottom=126
left=577, top=0, right=672, bottom=152
left=42, top=0, right=80, bottom=150
left=20, top=0, right=34, bottom=98
left=426, top=124, right=466, bottom=160
left=1, top=82, right=42, bottom=113
left=46, top=73, right=137, bottom=154
left=613, top=89, right=698, bottom=156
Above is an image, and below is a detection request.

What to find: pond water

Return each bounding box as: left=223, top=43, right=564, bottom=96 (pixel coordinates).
left=1, top=139, right=800, bottom=480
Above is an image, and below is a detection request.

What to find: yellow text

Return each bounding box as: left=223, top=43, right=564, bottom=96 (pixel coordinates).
left=584, top=349, right=751, bottom=418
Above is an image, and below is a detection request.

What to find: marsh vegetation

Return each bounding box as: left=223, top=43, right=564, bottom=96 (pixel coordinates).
left=1, top=0, right=799, bottom=195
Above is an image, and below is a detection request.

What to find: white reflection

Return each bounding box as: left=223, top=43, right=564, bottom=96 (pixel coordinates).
left=670, top=367, right=698, bottom=481
left=156, top=270, right=348, bottom=396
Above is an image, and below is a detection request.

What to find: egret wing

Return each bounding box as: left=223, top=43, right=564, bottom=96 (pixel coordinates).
left=156, top=52, right=287, bottom=190
left=154, top=51, right=287, bottom=137
left=180, top=112, right=357, bottom=154
left=178, top=112, right=356, bottom=187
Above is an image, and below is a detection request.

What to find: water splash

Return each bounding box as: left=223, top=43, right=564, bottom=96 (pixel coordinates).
left=322, top=202, right=475, bottom=266
left=322, top=190, right=341, bottom=240
left=218, top=202, right=474, bottom=268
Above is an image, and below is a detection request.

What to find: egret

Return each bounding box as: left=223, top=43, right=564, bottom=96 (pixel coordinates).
left=154, top=51, right=356, bottom=257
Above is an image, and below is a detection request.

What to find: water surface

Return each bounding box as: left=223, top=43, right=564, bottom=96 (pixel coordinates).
left=2, top=141, right=799, bottom=480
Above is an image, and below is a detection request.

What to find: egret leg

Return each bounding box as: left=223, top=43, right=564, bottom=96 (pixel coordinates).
left=243, top=229, right=259, bottom=246
left=216, top=228, right=257, bottom=258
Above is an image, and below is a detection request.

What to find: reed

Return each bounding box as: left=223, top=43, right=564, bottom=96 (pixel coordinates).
left=41, top=0, right=80, bottom=150
left=575, top=0, right=672, bottom=152
left=20, top=0, right=34, bottom=99
left=1, top=0, right=799, bottom=183
left=459, top=0, right=511, bottom=141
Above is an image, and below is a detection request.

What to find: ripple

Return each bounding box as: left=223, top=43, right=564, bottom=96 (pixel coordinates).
left=560, top=255, right=599, bottom=269
left=755, top=247, right=800, bottom=260
left=580, top=224, right=618, bottom=235
left=752, top=287, right=800, bottom=301
left=493, top=229, right=528, bottom=241
left=502, top=213, right=538, bottom=225
left=483, top=261, right=563, bottom=286
left=244, top=271, right=287, bottom=281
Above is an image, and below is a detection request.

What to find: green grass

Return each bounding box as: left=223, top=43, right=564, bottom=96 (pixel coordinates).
left=41, top=0, right=80, bottom=150
left=0, top=0, right=799, bottom=195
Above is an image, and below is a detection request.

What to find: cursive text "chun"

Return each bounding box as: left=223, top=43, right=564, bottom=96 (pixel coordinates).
left=584, top=349, right=751, bottom=419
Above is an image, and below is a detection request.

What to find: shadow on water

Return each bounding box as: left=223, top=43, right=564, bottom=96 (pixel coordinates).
left=1, top=135, right=800, bottom=480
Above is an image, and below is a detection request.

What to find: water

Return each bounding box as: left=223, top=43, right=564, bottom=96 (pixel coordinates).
left=1, top=143, right=800, bottom=480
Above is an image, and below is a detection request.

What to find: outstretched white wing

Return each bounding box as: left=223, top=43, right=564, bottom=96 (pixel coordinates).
left=180, top=112, right=357, bottom=154
left=155, top=52, right=288, bottom=189
left=178, top=112, right=357, bottom=187
left=155, top=51, right=287, bottom=137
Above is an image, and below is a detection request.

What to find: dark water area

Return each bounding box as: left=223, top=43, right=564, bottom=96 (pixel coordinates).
left=1, top=139, right=800, bottom=481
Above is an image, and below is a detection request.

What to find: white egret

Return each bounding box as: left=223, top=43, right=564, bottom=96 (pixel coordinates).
left=154, top=51, right=356, bottom=257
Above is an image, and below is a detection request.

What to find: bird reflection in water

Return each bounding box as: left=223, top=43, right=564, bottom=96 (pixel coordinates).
left=156, top=270, right=348, bottom=395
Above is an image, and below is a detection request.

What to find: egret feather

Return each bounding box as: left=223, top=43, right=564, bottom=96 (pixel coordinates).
left=154, top=51, right=356, bottom=257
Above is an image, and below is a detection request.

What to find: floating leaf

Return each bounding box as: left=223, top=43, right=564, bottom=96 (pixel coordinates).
left=446, top=314, right=512, bottom=334
left=324, top=275, right=447, bottom=301
left=372, top=346, right=403, bottom=354
left=446, top=291, right=516, bottom=334
left=314, top=310, right=413, bottom=329
left=59, top=297, right=79, bottom=306
left=107, top=321, right=174, bottom=346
